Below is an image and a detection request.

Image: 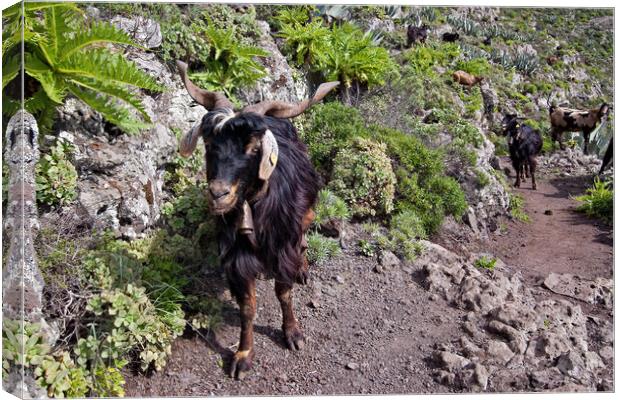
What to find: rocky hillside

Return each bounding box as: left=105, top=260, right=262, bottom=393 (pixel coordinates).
left=2, top=3, right=613, bottom=397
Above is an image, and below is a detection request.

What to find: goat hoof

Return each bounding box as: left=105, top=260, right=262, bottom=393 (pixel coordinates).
left=284, top=325, right=305, bottom=351
left=532, top=185, right=537, bottom=190
left=229, top=350, right=254, bottom=380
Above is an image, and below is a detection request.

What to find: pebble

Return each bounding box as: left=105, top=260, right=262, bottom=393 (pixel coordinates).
left=346, top=362, right=360, bottom=370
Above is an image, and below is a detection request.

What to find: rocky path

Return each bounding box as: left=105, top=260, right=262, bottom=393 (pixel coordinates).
left=487, top=169, right=613, bottom=300
left=124, top=165, right=614, bottom=395
left=124, top=233, right=465, bottom=396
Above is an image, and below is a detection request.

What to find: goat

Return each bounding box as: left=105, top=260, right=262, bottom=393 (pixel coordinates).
left=549, top=103, right=609, bottom=154
left=442, top=32, right=460, bottom=42
left=599, top=137, right=613, bottom=175
left=502, top=114, right=543, bottom=190
left=546, top=55, right=559, bottom=65
left=452, top=70, right=484, bottom=88
left=176, top=61, right=338, bottom=380
left=407, top=24, right=429, bottom=46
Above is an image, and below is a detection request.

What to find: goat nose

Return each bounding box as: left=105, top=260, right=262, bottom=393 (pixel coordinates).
left=209, top=187, right=230, bottom=200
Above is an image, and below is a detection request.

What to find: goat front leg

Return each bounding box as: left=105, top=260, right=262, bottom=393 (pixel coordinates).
left=512, top=160, right=522, bottom=188
left=229, top=278, right=256, bottom=380
left=275, top=281, right=305, bottom=351
left=583, top=130, right=591, bottom=155
left=529, top=156, right=538, bottom=190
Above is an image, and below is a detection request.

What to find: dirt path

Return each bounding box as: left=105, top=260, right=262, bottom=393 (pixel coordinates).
left=487, top=172, right=613, bottom=287
left=123, top=167, right=613, bottom=396
left=124, top=235, right=465, bottom=396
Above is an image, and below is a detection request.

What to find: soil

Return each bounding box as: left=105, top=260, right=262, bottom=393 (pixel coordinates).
left=123, top=167, right=614, bottom=396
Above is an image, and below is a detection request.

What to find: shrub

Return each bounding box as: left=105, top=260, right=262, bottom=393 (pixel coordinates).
left=2, top=2, right=165, bottom=134
left=428, top=175, right=468, bottom=218
left=306, top=232, right=341, bottom=265
left=375, top=126, right=444, bottom=183
left=301, top=102, right=367, bottom=176
left=328, top=137, right=396, bottom=218
left=314, top=189, right=350, bottom=226
left=374, top=126, right=468, bottom=234
left=358, top=239, right=376, bottom=257
left=575, top=178, right=613, bottom=223
left=474, top=255, right=497, bottom=271
left=35, top=140, right=78, bottom=206
left=509, top=193, right=529, bottom=222
left=455, top=57, right=492, bottom=76
left=387, top=209, right=426, bottom=261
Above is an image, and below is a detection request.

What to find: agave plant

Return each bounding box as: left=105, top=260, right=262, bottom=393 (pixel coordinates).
left=2, top=2, right=164, bottom=134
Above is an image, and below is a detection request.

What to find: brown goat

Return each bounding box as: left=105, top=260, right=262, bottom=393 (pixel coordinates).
left=549, top=103, right=610, bottom=154
left=452, top=70, right=484, bottom=87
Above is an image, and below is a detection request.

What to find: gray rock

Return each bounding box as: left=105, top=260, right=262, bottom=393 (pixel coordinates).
left=473, top=363, right=489, bottom=390
left=237, top=21, right=309, bottom=105
left=378, top=250, right=400, bottom=268
left=346, top=362, right=359, bottom=370
left=434, top=351, right=471, bottom=372
left=486, top=340, right=514, bottom=365
left=112, top=15, right=162, bottom=48
left=543, top=273, right=613, bottom=309
left=556, top=351, right=585, bottom=378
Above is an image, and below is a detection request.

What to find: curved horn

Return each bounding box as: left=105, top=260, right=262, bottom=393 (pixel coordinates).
left=176, top=60, right=233, bottom=110
left=242, top=81, right=340, bottom=118
left=179, top=121, right=202, bottom=158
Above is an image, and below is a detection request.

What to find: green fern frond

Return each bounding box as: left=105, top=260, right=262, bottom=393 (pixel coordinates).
left=68, top=84, right=149, bottom=135
left=57, top=50, right=165, bottom=92
left=2, top=54, right=20, bottom=90
left=68, top=76, right=151, bottom=121
left=59, top=21, right=138, bottom=60
left=24, top=89, right=58, bottom=132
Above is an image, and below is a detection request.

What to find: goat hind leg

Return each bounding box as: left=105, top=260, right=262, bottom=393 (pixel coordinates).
left=275, top=281, right=305, bottom=351
left=229, top=278, right=257, bottom=380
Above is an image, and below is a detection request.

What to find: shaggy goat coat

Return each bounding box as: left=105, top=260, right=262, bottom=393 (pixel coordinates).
left=202, top=111, right=320, bottom=296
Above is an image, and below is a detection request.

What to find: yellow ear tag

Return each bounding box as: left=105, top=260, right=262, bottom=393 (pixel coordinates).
left=270, top=151, right=278, bottom=166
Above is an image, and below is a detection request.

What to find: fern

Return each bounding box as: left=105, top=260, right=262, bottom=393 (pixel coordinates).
left=2, top=2, right=164, bottom=134
left=189, top=23, right=269, bottom=97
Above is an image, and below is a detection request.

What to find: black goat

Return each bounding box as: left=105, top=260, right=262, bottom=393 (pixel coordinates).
left=176, top=61, right=338, bottom=379
left=407, top=24, right=429, bottom=46
left=599, top=137, right=613, bottom=175
left=502, top=114, right=543, bottom=190
left=442, top=32, right=460, bottom=42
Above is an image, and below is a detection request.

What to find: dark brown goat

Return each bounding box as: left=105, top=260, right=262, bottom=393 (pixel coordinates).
left=502, top=114, right=543, bottom=190
left=442, top=32, right=460, bottom=42
left=549, top=103, right=609, bottom=154
left=407, top=24, right=429, bottom=46
left=176, top=61, right=338, bottom=380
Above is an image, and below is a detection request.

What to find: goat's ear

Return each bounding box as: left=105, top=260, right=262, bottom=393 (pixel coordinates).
left=601, top=103, right=610, bottom=115
left=179, top=121, right=202, bottom=157
left=259, top=129, right=279, bottom=180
